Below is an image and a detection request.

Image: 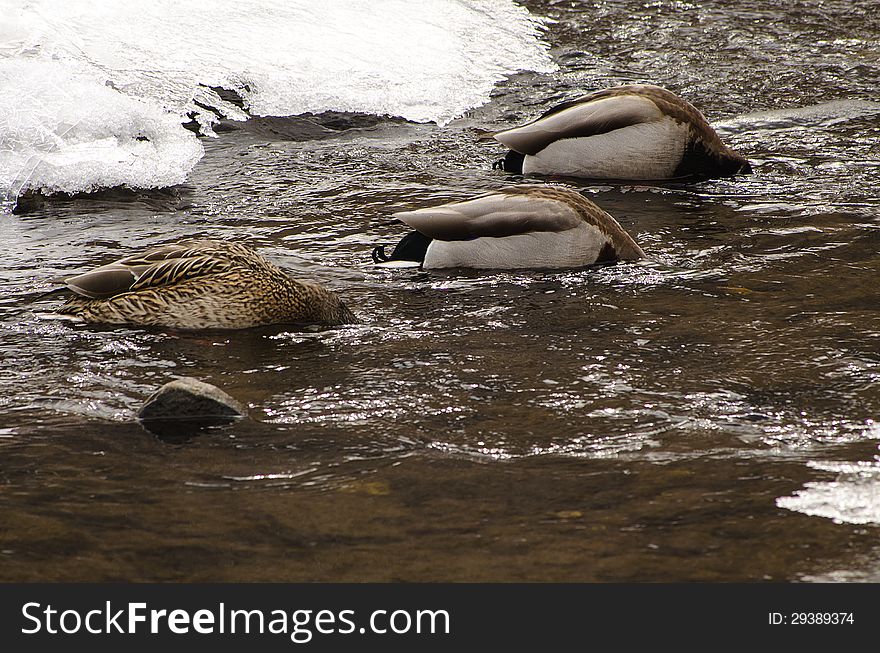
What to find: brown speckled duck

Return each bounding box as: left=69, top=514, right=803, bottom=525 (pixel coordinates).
left=56, top=239, right=357, bottom=329
left=373, top=185, right=644, bottom=269
left=493, top=84, right=751, bottom=180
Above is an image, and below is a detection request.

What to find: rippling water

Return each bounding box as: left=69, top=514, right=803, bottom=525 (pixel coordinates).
left=2, top=0, right=880, bottom=581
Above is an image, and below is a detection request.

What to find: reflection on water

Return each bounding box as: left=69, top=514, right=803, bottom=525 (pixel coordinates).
left=1, top=0, right=880, bottom=581
left=778, top=453, right=880, bottom=525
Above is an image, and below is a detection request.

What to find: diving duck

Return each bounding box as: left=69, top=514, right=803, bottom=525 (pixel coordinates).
left=372, top=185, right=644, bottom=270
left=493, top=84, right=751, bottom=180
left=56, top=239, right=357, bottom=329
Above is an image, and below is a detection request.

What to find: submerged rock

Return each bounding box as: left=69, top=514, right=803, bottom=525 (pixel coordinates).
left=138, top=377, right=246, bottom=438
left=12, top=190, right=45, bottom=214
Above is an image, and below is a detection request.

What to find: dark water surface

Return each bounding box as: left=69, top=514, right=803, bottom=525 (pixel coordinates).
left=2, top=0, right=880, bottom=581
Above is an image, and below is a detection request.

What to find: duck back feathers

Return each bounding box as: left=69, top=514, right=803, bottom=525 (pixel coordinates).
left=58, top=239, right=356, bottom=330
left=388, top=186, right=644, bottom=270
left=494, top=84, right=751, bottom=180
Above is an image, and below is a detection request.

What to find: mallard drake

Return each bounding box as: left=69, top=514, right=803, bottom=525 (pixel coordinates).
left=56, top=239, right=357, bottom=329
left=372, top=185, right=644, bottom=270
left=493, top=84, right=751, bottom=180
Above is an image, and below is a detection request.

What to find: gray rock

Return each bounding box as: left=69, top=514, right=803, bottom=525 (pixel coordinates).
left=138, top=377, right=246, bottom=437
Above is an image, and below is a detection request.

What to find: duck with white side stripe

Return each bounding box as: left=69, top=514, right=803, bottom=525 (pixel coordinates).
left=372, top=185, right=644, bottom=270
left=493, top=84, right=751, bottom=180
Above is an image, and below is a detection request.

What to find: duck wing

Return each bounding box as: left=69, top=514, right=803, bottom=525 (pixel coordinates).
left=493, top=94, right=661, bottom=155
left=64, top=240, right=245, bottom=299
left=392, top=191, right=583, bottom=241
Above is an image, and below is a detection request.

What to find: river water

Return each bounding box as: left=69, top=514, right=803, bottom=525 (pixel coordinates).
left=1, top=0, right=879, bottom=581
